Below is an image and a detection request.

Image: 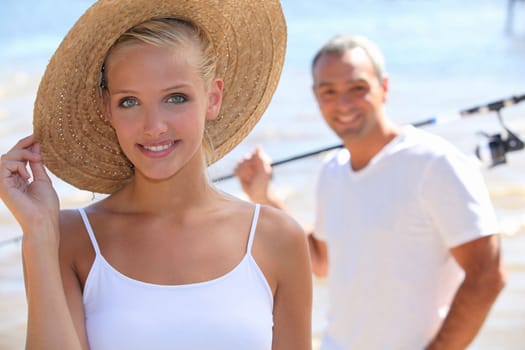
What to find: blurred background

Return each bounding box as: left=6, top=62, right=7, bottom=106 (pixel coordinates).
left=1, top=0, right=524, bottom=348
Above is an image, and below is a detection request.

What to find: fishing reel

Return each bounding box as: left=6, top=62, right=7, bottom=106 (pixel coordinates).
left=475, top=110, right=524, bottom=167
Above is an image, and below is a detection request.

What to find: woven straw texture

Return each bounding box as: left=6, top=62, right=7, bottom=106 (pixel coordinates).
left=33, top=0, right=286, bottom=194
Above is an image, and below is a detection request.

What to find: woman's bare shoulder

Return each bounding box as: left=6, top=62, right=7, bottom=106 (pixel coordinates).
left=58, top=200, right=108, bottom=240
left=215, top=198, right=307, bottom=257
left=251, top=204, right=311, bottom=296
left=258, top=205, right=306, bottom=245
left=58, top=208, right=94, bottom=274
left=59, top=209, right=87, bottom=240
left=252, top=204, right=309, bottom=271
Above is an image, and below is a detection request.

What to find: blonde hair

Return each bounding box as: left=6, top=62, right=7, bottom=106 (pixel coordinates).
left=102, top=17, right=218, bottom=164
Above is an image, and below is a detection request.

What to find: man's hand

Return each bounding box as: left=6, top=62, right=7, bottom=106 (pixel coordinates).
left=234, top=146, right=273, bottom=203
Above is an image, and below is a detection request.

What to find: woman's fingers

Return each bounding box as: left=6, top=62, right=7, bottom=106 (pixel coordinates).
left=10, top=134, right=36, bottom=151
left=0, top=135, right=46, bottom=188
left=1, top=149, right=41, bottom=178
left=28, top=143, right=51, bottom=183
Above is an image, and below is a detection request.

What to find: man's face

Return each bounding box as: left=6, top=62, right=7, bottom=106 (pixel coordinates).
left=312, top=48, right=388, bottom=143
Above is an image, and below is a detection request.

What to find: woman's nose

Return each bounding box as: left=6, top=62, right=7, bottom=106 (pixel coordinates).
left=143, top=105, right=168, bottom=136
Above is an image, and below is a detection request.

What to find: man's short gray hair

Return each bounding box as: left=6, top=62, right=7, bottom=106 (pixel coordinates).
left=311, top=35, right=386, bottom=82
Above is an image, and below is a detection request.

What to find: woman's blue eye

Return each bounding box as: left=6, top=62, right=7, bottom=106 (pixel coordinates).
left=167, top=94, right=187, bottom=104
left=119, top=97, right=138, bottom=108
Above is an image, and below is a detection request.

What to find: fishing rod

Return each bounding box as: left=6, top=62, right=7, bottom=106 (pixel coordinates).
left=212, top=93, right=525, bottom=182
left=0, top=94, right=524, bottom=249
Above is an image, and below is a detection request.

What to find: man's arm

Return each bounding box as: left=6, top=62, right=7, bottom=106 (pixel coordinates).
left=306, top=234, right=329, bottom=277
left=426, top=234, right=506, bottom=350
left=234, top=147, right=329, bottom=276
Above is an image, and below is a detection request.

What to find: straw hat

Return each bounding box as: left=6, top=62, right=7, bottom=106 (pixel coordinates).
left=33, top=0, right=286, bottom=194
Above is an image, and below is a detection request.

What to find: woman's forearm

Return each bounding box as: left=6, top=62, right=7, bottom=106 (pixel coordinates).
left=22, top=231, right=83, bottom=350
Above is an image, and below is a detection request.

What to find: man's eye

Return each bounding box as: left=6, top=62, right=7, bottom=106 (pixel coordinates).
left=352, top=85, right=368, bottom=92
left=119, top=97, right=138, bottom=108
left=320, top=90, right=335, bottom=97
left=167, top=94, right=187, bottom=104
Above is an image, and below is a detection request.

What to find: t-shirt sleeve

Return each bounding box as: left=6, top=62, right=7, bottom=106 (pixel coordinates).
left=419, top=150, right=500, bottom=248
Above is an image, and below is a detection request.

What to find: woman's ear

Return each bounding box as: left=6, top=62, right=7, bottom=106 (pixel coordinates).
left=206, top=78, right=224, bottom=121
left=102, top=89, right=113, bottom=123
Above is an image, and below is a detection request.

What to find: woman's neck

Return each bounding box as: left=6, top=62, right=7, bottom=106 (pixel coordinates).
left=106, top=154, right=220, bottom=215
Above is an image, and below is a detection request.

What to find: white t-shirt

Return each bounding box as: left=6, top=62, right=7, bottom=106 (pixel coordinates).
left=314, top=125, right=499, bottom=350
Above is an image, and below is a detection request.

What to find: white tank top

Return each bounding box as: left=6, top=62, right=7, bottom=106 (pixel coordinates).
left=78, top=204, right=273, bottom=350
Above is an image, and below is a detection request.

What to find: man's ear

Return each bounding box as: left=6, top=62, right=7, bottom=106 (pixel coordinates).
left=206, top=78, right=224, bottom=121
left=381, top=75, right=389, bottom=103
left=312, top=83, right=320, bottom=103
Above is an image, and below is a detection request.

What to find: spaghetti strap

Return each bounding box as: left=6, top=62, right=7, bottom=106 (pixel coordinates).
left=246, top=204, right=261, bottom=254
left=78, top=208, right=101, bottom=255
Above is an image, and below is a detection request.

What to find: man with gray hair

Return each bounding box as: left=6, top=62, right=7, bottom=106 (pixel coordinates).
left=235, top=34, right=506, bottom=349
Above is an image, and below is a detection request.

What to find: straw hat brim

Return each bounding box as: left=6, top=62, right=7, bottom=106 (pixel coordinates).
left=33, top=0, right=286, bottom=194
